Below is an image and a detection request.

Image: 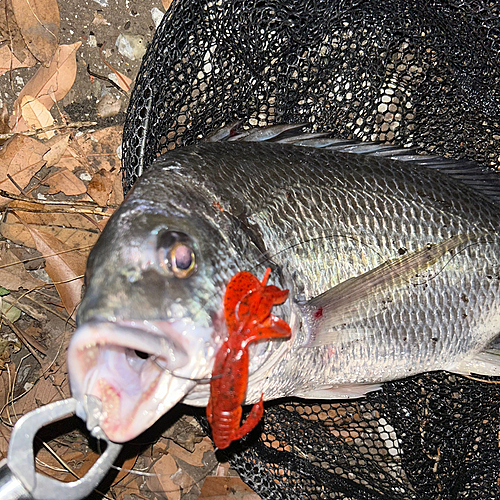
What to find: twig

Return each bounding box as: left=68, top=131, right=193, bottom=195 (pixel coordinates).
left=41, top=334, right=65, bottom=378
left=87, top=64, right=126, bottom=94
left=41, top=441, right=80, bottom=480
left=0, top=188, right=117, bottom=210
left=0, top=121, right=97, bottom=141
left=3, top=353, right=32, bottom=425
left=463, top=374, right=500, bottom=384
left=1, top=296, right=46, bottom=322
left=6, top=174, right=26, bottom=195
left=2, top=282, right=77, bottom=328
left=0, top=244, right=95, bottom=270
left=23, top=295, right=76, bottom=328
left=2, top=317, right=45, bottom=364
left=39, top=441, right=115, bottom=500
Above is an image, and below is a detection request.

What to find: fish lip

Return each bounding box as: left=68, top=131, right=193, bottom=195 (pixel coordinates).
left=68, top=320, right=212, bottom=442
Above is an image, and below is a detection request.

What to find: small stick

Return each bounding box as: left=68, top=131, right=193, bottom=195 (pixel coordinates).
left=0, top=121, right=97, bottom=141
left=0, top=188, right=117, bottom=210
left=1, top=317, right=45, bottom=365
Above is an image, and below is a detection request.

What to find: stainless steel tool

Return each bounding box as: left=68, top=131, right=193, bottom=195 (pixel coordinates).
left=0, top=397, right=122, bottom=500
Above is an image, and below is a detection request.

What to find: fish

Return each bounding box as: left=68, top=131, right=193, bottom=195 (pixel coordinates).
left=67, top=125, right=500, bottom=443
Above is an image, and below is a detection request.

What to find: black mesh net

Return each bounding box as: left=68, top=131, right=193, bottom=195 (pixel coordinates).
left=121, top=1, right=500, bottom=498
left=214, top=373, right=500, bottom=500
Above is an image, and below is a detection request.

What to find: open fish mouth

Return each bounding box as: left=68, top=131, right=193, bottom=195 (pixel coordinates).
left=68, top=320, right=212, bottom=442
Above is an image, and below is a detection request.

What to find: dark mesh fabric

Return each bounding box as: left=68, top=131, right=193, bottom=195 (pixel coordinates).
left=122, top=0, right=500, bottom=192
left=215, top=373, right=500, bottom=500
left=122, top=1, right=500, bottom=498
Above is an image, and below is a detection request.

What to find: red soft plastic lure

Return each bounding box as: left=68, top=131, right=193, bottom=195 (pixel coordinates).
left=207, top=268, right=292, bottom=449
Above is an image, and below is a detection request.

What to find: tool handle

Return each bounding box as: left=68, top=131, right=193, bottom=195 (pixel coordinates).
left=6, top=398, right=123, bottom=500
left=0, top=460, right=33, bottom=500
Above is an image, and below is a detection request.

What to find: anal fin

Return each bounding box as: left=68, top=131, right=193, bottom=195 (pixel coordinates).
left=452, top=350, right=500, bottom=377
left=294, top=383, right=383, bottom=400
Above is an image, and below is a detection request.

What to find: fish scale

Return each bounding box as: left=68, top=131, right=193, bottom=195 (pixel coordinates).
left=69, top=136, right=500, bottom=443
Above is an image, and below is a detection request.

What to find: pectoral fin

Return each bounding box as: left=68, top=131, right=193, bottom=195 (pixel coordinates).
left=302, top=234, right=471, bottom=346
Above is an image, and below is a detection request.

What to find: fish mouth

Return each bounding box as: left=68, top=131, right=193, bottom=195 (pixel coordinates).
left=67, top=320, right=212, bottom=442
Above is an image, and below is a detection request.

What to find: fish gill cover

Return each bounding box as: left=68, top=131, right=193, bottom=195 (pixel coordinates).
left=122, top=1, right=500, bottom=499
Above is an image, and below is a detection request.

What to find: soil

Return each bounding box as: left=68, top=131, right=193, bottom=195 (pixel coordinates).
left=0, top=0, right=164, bottom=127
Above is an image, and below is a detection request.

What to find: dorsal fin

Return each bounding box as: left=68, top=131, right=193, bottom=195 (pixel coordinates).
left=209, top=124, right=500, bottom=206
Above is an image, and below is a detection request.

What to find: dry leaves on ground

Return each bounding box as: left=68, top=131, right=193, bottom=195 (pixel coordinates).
left=11, top=41, right=82, bottom=133
left=10, top=0, right=60, bottom=65
left=0, top=44, right=37, bottom=75
left=22, top=224, right=86, bottom=318
left=0, top=2, right=260, bottom=497
left=0, top=0, right=38, bottom=75
left=0, top=134, right=49, bottom=203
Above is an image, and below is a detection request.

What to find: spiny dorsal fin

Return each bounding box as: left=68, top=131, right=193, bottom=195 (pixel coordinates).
left=210, top=124, right=500, bottom=206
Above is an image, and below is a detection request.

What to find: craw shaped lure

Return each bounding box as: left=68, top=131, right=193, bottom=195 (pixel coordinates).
left=207, top=269, right=292, bottom=449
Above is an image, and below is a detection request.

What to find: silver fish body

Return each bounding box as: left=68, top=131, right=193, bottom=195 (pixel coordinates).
left=68, top=137, right=500, bottom=442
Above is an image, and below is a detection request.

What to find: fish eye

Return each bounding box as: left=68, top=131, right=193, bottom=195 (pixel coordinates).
left=157, top=230, right=197, bottom=278
left=170, top=242, right=196, bottom=278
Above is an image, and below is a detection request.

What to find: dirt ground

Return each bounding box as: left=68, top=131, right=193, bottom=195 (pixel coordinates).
left=0, top=1, right=261, bottom=499
left=1, top=0, right=164, bottom=126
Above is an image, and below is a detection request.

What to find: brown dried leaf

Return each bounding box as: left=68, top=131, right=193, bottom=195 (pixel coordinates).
left=99, top=46, right=132, bottom=92
left=162, top=0, right=174, bottom=12
left=55, top=144, right=84, bottom=172
left=175, top=437, right=214, bottom=466
left=199, top=477, right=260, bottom=499
left=42, top=132, right=70, bottom=167
left=0, top=205, right=101, bottom=251
left=147, top=454, right=180, bottom=500
left=44, top=168, right=87, bottom=196
left=92, top=12, right=110, bottom=26
left=78, top=125, right=123, bottom=172
left=87, top=168, right=115, bottom=207
left=63, top=451, right=138, bottom=486
left=109, top=67, right=131, bottom=93
left=0, top=366, right=11, bottom=412
left=162, top=416, right=205, bottom=452
left=0, top=0, right=34, bottom=64
left=0, top=104, right=10, bottom=135
left=30, top=375, right=60, bottom=406
left=0, top=43, right=36, bottom=75
left=110, top=171, right=124, bottom=205
left=0, top=338, right=16, bottom=370
left=0, top=419, right=12, bottom=458
left=11, top=41, right=82, bottom=131
left=11, top=0, right=60, bottom=65
left=20, top=94, right=55, bottom=138
left=0, top=134, right=49, bottom=201
left=23, top=224, right=86, bottom=318
left=8, top=378, right=37, bottom=420
left=0, top=242, right=45, bottom=290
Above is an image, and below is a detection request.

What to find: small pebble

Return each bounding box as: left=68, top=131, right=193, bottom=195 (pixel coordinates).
left=97, top=94, right=122, bottom=118
left=115, top=33, right=147, bottom=60
left=80, top=172, right=93, bottom=181
left=151, top=7, right=164, bottom=28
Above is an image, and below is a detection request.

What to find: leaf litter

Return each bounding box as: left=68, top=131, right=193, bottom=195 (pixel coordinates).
left=10, top=0, right=60, bottom=65
left=0, top=2, right=261, bottom=499
left=0, top=0, right=38, bottom=72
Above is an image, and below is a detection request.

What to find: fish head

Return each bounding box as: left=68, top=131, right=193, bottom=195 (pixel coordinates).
left=68, top=184, right=241, bottom=442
